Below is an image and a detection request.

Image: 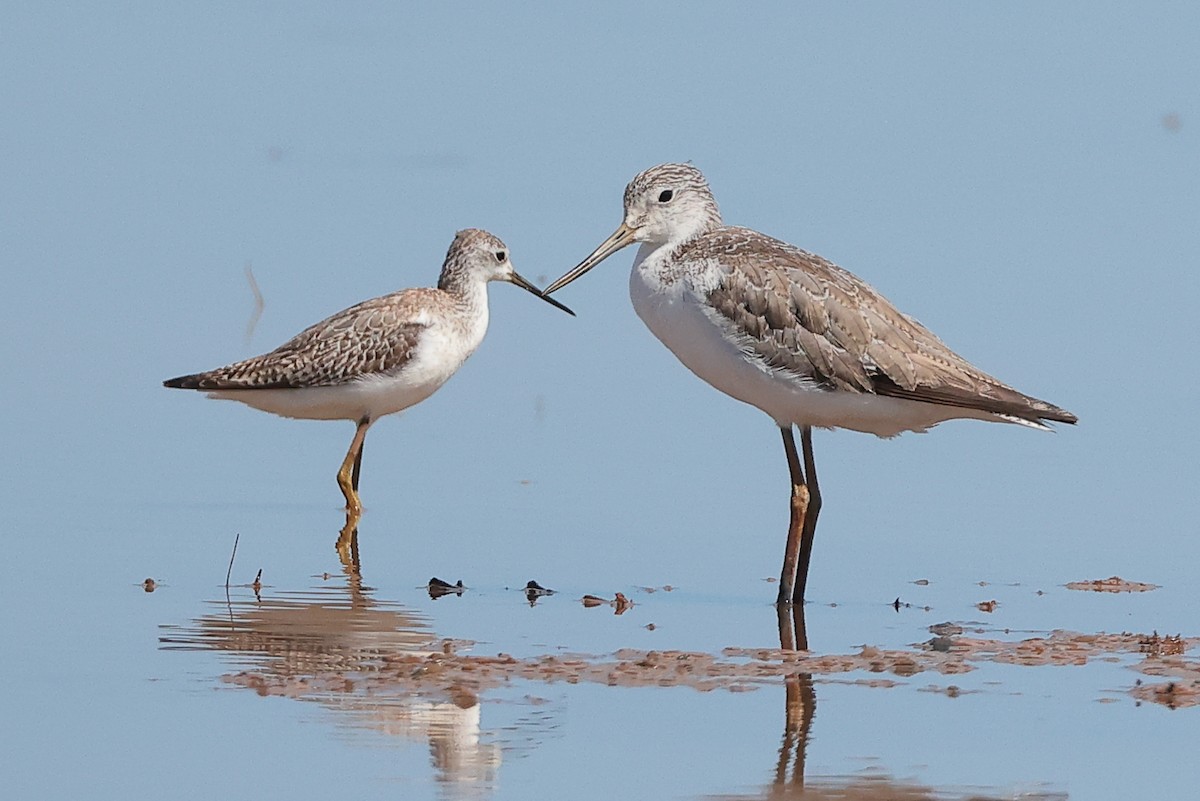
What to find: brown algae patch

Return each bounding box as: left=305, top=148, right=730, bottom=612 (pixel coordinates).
left=1138, top=632, right=1186, bottom=656
left=934, top=630, right=1196, bottom=668
left=1132, top=677, right=1200, bottom=709
left=1065, top=576, right=1159, bottom=592
left=223, top=644, right=970, bottom=700
left=216, top=629, right=1198, bottom=706
left=174, top=583, right=1197, bottom=712
left=1132, top=652, right=1200, bottom=708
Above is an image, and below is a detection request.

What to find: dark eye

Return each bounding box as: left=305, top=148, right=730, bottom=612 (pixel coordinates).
left=658, top=189, right=674, bottom=203
left=495, top=251, right=507, bottom=263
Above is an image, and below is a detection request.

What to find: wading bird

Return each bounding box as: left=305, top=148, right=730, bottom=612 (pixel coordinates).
left=544, top=164, right=1075, bottom=605
left=165, top=228, right=573, bottom=523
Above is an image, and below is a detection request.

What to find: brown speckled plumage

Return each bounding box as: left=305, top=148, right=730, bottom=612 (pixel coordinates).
left=164, top=229, right=509, bottom=392
left=164, top=294, right=431, bottom=390
left=693, top=227, right=1076, bottom=425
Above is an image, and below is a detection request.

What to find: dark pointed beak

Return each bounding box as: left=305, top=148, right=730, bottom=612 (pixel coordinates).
left=543, top=222, right=638, bottom=295
left=508, top=271, right=575, bottom=316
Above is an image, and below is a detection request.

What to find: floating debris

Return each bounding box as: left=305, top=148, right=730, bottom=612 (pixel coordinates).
left=1065, top=576, right=1159, bottom=593
left=581, top=592, right=634, bottom=615
left=614, top=592, right=632, bottom=615
left=428, top=578, right=465, bottom=600
left=524, top=580, right=554, bottom=606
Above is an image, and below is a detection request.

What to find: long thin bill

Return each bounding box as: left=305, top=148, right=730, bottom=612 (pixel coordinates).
left=543, top=223, right=637, bottom=295
left=509, top=271, right=576, bottom=316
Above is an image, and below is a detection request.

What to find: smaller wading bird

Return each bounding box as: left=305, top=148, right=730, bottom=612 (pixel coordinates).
left=165, top=229, right=573, bottom=525
left=544, top=164, right=1076, bottom=605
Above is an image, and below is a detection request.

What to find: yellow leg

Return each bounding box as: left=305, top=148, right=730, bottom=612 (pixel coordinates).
left=778, top=426, right=809, bottom=605
left=351, top=436, right=364, bottom=491
left=337, top=417, right=371, bottom=517
left=793, top=426, right=822, bottom=604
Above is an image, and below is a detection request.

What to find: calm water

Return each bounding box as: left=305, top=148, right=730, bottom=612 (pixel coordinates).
left=4, top=497, right=1196, bottom=799
left=3, top=3, right=1198, bottom=799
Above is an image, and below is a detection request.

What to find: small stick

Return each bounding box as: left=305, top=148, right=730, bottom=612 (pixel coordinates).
left=226, top=533, right=240, bottom=589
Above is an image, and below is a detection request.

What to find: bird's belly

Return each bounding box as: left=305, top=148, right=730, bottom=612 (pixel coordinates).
left=209, top=324, right=475, bottom=423
left=629, top=275, right=982, bottom=437
left=207, top=375, right=445, bottom=422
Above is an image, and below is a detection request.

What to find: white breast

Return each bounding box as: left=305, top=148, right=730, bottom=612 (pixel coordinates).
left=628, top=243, right=997, bottom=437
left=209, top=303, right=490, bottom=423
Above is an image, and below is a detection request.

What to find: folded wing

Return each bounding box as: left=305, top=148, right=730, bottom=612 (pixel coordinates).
left=693, top=227, right=1077, bottom=426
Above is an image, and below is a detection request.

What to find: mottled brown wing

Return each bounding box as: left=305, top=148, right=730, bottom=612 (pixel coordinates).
left=165, top=292, right=429, bottom=390
left=692, top=227, right=1076, bottom=425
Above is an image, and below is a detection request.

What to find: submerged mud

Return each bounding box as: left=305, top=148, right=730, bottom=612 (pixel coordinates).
left=215, top=627, right=1198, bottom=709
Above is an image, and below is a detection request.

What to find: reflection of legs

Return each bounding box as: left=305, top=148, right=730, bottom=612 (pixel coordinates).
left=775, top=600, right=815, bottom=791
left=776, top=593, right=810, bottom=652
left=777, top=603, right=797, bottom=651
left=792, top=426, right=822, bottom=604
left=336, top=517, right=360, bottom=572
left=778, top=426, right=809, bottom=605
left=781, top=672, right=816, bottom=788
left=337, top=417, right=371, bottom=516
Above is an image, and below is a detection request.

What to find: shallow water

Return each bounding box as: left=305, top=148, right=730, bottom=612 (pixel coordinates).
left=7, top=497, right=1195, bottom=800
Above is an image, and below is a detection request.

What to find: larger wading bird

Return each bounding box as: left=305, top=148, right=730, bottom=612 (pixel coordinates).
left=544, top=164, right=1075, bottom=605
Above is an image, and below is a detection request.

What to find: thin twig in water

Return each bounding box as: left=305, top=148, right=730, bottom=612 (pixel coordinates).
left=226, top=533, right=240, bottom=589
left=243, top=262, right=264, bottom=345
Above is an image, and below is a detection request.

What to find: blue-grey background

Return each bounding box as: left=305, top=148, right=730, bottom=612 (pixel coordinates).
left=2, top=3, right=1197, bottom=800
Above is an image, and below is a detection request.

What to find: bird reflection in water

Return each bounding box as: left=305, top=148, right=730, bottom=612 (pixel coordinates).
left=160, top=545, right=505, bottom=799
left=714, top=604, right=1064, bottom=800
left=775, top=602, right=816, bottom=796
left=335, top=510, right=360, bottom=569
